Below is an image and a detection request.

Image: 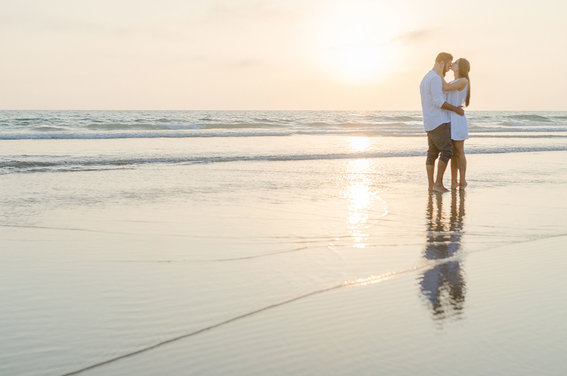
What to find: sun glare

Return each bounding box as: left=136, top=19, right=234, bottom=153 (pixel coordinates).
left=349, top=136, right=371, bottom=152
left=310, top=3, right=403, bottom=84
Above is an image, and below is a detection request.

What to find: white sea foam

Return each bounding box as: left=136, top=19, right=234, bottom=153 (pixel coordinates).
left=1, top=110, right=565, bottom=140
left=3, top=145, right=567, bottom=175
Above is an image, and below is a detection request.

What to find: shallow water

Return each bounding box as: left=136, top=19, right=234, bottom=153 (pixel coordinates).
left=1, top=111, right=567, bottom=375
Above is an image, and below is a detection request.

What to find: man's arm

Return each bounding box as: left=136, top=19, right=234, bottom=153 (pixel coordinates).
left=442, top=102, right=465, bottom=116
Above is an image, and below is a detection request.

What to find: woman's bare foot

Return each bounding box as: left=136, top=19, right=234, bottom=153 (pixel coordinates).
left=432, top=183, right=450, bottom=193
left=459, top=180, right=468, bottom=188
left=451, top=181, right=459, bottom=190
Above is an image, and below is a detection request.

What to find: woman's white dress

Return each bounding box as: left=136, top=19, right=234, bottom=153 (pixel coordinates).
left=446, top=79, right=469, bottom=141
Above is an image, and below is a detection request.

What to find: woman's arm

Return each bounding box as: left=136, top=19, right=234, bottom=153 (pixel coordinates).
left=442, top=78, right=468, bottom=91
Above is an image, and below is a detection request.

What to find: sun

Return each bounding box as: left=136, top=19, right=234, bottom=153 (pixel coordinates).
left=310, top=2, right=403, bottom=84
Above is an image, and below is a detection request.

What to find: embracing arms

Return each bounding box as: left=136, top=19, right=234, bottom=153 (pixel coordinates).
left=441, top=102, right=465, bottom=116
left=431, top=76, right=465, bottom=116
left=442, top=77, right=468, bottom=92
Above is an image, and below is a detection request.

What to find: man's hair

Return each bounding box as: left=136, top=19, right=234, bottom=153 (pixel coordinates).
left=435, top=52, right=453, bottom=64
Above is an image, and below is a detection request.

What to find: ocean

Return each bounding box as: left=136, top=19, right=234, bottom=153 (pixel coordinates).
left=1, top=110, right=567, bottom=175
left=1, top=110, right=567, bottom=375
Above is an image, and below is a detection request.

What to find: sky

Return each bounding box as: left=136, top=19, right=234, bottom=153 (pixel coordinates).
left=1, top=0, right=566, bottom=110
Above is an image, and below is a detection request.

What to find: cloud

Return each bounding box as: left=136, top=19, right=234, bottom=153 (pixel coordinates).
left=207, top=0, right=299, bottom=21
left=228, top=58, right=269, bottom=68
left=189, top=55, right=271, bottom=70
left=390, top=29, right=437, bottom=44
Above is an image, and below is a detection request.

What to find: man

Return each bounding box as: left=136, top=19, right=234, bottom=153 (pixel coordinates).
left=420, top=52, right=464, bottom=193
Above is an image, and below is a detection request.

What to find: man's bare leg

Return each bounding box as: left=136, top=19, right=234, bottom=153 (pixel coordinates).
left=426, top=164, right=435, bottom=191
left=432, top=160, right=450, bottom=192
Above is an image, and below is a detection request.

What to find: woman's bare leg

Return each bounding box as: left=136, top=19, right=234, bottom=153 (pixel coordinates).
left=450, top=141, right=459, bottom=189
left=458, top=141, right=467, bottom=187
left=452, top=141, right=467, bottom=188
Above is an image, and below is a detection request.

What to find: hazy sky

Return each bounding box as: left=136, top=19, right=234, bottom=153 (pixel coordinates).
left=1, top=0, right=565, bottom=110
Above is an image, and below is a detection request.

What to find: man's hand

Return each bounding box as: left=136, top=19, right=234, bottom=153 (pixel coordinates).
left=442, top=102, right=465, bottom=116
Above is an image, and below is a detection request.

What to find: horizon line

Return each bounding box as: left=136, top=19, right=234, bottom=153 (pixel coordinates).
left=0, top=108, right=565, bottom=112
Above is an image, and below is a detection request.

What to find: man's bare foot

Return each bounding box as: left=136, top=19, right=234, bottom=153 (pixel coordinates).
left=432, top=184, right=449, bottom=193
left=451, top=181, right=459, bottom=190
left=459, top=180, right=468, bottom=188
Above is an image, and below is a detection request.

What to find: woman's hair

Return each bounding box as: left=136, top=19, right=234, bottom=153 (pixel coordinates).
left=457, top=58, right=471, bottom=107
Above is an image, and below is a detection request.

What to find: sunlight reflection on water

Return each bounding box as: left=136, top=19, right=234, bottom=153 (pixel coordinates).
left=344, top=158, right=388, bottom=248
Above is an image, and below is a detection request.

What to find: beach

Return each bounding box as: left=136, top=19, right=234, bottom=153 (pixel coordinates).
left=1, top=111, right=567, bottom=375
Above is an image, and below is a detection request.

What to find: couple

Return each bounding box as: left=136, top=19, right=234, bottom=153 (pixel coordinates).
left=420, top=52, right=471, bottom=193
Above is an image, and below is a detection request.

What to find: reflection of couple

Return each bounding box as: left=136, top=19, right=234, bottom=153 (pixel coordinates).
left=420, top=52, right=471, bottom=192
left=420, top=191, right=466, bottom=321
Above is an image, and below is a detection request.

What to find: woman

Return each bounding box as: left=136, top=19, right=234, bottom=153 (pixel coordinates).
left=443, top=58, right=471, bottom=189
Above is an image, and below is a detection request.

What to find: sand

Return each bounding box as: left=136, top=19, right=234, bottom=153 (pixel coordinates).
left=1, top=150, right=566, bottom=375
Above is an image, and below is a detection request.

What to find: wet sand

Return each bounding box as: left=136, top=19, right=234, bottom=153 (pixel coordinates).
left=1, top=151, right=566, bottom=375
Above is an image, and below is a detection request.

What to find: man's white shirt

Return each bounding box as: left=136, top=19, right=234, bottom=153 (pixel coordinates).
left=420, top=70, right=450, bottom=132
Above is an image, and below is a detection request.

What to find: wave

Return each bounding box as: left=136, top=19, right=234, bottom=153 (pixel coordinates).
left=200, top=123, right=283, bottom=129
left=505, top=114, right=552, bottom=122
left=1, top=160, right=58, bottom=169
left=2, top=111, right=567, bottom=141
left=471, top=133, right=567, bottom=138
left=0, top=131, right=294, bottom=140
left=34, top=126, right=68, bottom=132
left=473, top=119, right=567, bottom=131
left=85, top=123, right=206, bottom=131
left=3, top=127, right=567, bottom=140
left=12, top=117, right=46, bottom=122
left=3, top=146, right=567, bottom=174
left=378, top=115, right=421, bottom=122
left=1, top=153, right=420, bottom=172
left=251, top=117, right=292, bottom=123
left=85, top=121, right=287, bottom=130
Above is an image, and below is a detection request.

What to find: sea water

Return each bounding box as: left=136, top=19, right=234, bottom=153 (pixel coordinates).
left=1, top=111, right=567, bottom=375
left=1, top=110, right=567, bottom=167
left=1, top=111, right=566, bottom=176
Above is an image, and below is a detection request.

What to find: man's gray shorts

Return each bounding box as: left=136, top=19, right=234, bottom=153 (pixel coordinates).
left=426, top=122, right=453, bottom=165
